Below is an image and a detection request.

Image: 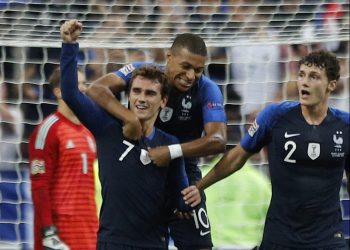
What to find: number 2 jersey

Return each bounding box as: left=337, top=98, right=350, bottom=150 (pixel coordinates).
left=60, top=43, right=190, bottom=249
left=115, top=62, right=227, bottom=182
left=241, top=101, right=349, bottom=248
left=29, top=111, right=98, bottom=250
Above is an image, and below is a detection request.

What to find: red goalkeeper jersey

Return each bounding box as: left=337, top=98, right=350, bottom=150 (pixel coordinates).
left=29, top=111, right=98, bottom=250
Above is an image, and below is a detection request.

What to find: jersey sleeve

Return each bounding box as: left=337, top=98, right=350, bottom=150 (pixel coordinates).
left=115, top=62, right=154, bottom=84
left=240, top=103, right=278, bottom=153
left=166, top=137, right=190, bottom=211
left=29, top=123, right=58, bottom=228
left=60, top=43, right=115, bottom=135
left=199, top=76, right=227, bottom=124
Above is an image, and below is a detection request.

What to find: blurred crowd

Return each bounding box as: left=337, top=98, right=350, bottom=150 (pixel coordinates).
left=0, top=0, right=349, bottom=248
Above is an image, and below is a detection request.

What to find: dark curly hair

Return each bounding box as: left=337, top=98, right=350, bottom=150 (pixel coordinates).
left=299, top=50, right=340, bottom=82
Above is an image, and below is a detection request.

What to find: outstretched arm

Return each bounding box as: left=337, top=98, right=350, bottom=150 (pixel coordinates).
left=182, top=144, right=252, bottom=206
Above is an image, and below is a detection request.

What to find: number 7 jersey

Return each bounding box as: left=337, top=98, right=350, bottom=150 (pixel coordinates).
left=241, top=101, right=350, bottom=248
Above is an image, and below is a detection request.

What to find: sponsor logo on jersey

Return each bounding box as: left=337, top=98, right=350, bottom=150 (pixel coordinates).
left=248, top=120, right=259, bottom=137
left=66, top=139, right=75, bottom=149
left=331, top=131, right=345, bottom=158
left=119, top=63, right=135, bottom=76
left=308, top=143, right=320, bottom=160
left=200, top=230, right=210, bottom=236
left=284, top=132, right=301, bottom=138
left=159, top=107, right=173, bottom=122
left=31, top=159, right=45, bottom=174
left=140, top=149, right=151, bottom=165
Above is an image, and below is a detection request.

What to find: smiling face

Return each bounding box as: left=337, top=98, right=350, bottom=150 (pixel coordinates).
left=165, top=47, right=206, bottom=92
left=128, top=75, right=167, bottom=122
left=297, top=64, right=336, bottom=108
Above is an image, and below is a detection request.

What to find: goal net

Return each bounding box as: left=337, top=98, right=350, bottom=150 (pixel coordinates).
left=0, top=0, right=349, bottom=249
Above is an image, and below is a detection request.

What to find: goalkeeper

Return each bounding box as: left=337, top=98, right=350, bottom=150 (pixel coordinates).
left=29, top=68, right=98, bottom=250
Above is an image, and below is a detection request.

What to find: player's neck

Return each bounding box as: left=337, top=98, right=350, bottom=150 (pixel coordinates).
left=301, top=101, right=328, bottom=125
left=58, top=101, right=81, bottom=125
left=140, top=119, right=156, bottom=137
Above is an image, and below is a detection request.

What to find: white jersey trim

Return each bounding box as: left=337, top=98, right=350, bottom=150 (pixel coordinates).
left=35, top=115, right=59, bottom=149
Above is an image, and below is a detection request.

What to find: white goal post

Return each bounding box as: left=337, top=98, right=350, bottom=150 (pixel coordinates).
left=0, top=0, right=349, bottom=249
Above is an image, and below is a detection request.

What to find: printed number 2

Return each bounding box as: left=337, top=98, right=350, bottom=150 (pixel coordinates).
left=284, top=141, right=296, bottom=163
left=119, top=140, right=135, bottom=161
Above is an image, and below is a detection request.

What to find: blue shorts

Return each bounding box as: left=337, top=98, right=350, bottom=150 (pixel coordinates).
left=169, top=190, right=213, bottom=250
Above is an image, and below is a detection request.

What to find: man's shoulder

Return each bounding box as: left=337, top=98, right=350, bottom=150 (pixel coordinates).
left=329, top=107, right=350, bottom=125
left=29, top=113, right=61, bottom=148
left=263, top=101, right=299, bottom=115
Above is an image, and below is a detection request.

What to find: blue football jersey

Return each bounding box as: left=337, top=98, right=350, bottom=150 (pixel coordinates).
left=60, top=43, right=189, bottom=248
left=241, top=101, right=350, bottom=248
left=116, top=62, right=227, bottom=181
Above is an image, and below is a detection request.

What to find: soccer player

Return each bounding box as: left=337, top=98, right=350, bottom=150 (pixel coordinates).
left=85, top=22, right=227, bottom=250
left=29, top=67, right=98, bottom=250
left=185, top=50, right=350, bottom=249
left=59, top=20, right=201, bottom=249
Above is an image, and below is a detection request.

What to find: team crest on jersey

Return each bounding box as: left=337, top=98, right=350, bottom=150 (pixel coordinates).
left=182, top=95, right=192, bottom=109
left=248, top=120, right=259, bottom=137
left=159, top=107, right=173, bottom=122
left=140, top=149, right=151, bottom=165
left=331, top=131, right=345, bottom=158
left=119, top=64, right=135, bottom=76
left=308, top=143, right=320, bottom=160
left=30, top=159, right=45, bottom=175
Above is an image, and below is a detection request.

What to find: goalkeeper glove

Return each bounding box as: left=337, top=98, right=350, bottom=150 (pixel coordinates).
left=42, top=225, right=70, bottom=250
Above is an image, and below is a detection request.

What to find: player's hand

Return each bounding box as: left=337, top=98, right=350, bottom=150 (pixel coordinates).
left=148, top=146, right=171, bottom=167
left=42, top=225, right=70, bottom=250
left=182, top=185, right=201, bottom=207
left=60, top=19, right=82, bottom=43
left=122, top=116, right=142, bottom=140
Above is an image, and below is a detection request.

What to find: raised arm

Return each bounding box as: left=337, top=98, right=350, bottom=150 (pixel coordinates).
left=60, top=20, right=139, bottom=137
left=59, top=20, right=107, bottom=134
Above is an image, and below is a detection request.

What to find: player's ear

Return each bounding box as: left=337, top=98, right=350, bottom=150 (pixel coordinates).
left=160, top=96, right=168, bottom=108
left=327, top=80, right=337, bottom=92
left=166, top=50, right=172, bottom=60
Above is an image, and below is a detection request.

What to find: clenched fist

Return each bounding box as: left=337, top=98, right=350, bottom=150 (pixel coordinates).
left=60, top=19, right=82, bottom=43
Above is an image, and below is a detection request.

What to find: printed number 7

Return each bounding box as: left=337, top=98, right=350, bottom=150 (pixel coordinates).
left=119, top=140, right=135, bottom=161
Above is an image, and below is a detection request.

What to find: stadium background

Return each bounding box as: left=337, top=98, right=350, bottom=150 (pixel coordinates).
left=0, top=0, right=349, bottom=249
